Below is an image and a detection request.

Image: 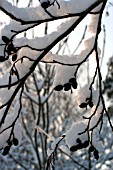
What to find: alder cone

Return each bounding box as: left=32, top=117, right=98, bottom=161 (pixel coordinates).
left=77, top=143, right=83, bottom=149
left=54, top=85, right=63, bottom=91
left=8, top=141, right=12, bottom=147
left=69, top=78, right=76, bottom=84
left=2, top=36, right=9, bottom=44
left=64, top=83, right=71, bottom=91
left=83, top=141, right=89, bottom=148
left=12, top=54, right=17, bottom=61
left=71, top=82, right=77, bottom=89
left=79, top=103, right=87, bottom=108
left=70, top=145, right=78, bottom=152
left=13, top=138, right=19, bottom=146
left=7, top=43, right=14, bottom=53
left=76, top=138, right=82, bottom=144
left=2, top=146, right=10, bottom=156
left=94, top=149, right=99, bottom=160
left=88, top=101, right=94, bottom=108
left=41, top=2, right=50, bottom=9
left=89, top=145, right=95, bottom=152
left=69, top=78, right=77, bottom=89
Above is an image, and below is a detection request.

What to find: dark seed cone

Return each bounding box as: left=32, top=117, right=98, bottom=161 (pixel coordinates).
left=69, top=78, right=76, bottom=84
left=54, top=85, right=63, bottom=91
left=64, top=83, right=71, bottom=91
left=2, top=36, right=9, bottom=44
left=12, top=54, right=17, bottom=61
left=77, top=143, right=83, bottom=149
left=2, top=146, right=10, bottom=156
left=79, top=103, right=87, bottom=108
left=83, top=141, right=89, bottom=148
left=41, top=2, right=50, bottom=9
left=8, top=141, right=12, bottom=147
left=13, top=138, right=19, bottom=146
left=89, top=145, right=95, bottom=152
left=71, top=82, right=77, bottom=89
left=88, top=101, right=94, bottom=108
left=94, top=149, right=99, bottom=160
left=76, top=138, right=82, bottom=144
left=70, top=145, right=78, bottom=152
left=69, top=78, right=77, bottom=89
left=7, top=44, right=16, bottom=55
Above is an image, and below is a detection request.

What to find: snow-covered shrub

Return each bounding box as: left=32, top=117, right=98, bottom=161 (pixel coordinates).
left=0, top=0, right=112, bottom=170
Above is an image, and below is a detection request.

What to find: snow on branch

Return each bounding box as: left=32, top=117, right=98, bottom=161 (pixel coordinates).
left=0, top=1, right=112, bottom=170
left=0, top=0, right=103, bottom=24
